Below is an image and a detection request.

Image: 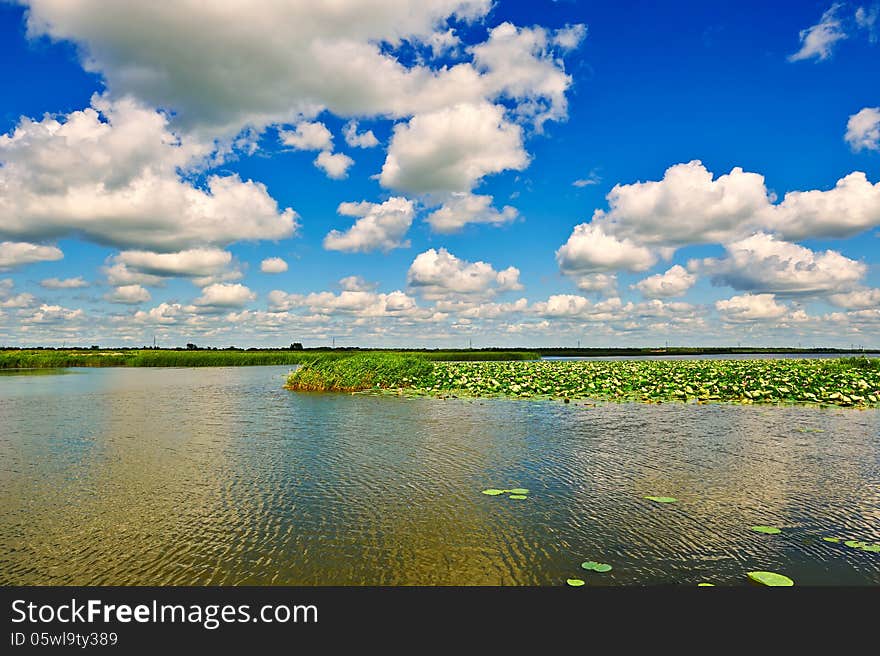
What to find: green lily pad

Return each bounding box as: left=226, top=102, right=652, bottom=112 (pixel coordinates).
left=697, top=583, right=715, bottom=587
left=566, top=578, right=585, bottom=587
left=507, top=488, right=530, bottom=495
left=581, top=561, right=613, bottom=573
left=750, top=525, right=782, bottom=535
left=481, top=489, right=505, bottom=496
left=509, top=494, right=528, bottom=500
left=644, top=496, right=677, bottom=503
left=844, top=540, right=867, bottom=548
left=861, top=545, right=880, bottom=553
left=821, top=537, right=841, bottom=543
left=747, top=571, right=794, bottom=587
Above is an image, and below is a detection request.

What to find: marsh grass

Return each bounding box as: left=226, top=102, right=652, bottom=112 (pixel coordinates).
left=0, top=349, right=538, bottom=369
left=286, top=353, right=435, bottom=391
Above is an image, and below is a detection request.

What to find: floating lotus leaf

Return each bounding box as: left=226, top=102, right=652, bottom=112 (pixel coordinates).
left=507, top=488, right=530, bottom=495
left=508, top=494, right=528, bottom=500
left=747, top=571, right=794, bottom=587
left=697, top=583, right=715, bottom=587
left=481, top=489, right=505, bottom=496
left=750, top=525, right=782, bottom=535
left=844, top=540, right=867, bottom=548
left=861, top=545, right=880, bottom=553
left=566, top=578, right=585, bottom=587
left=581, top=561, right=613, bottom=573
left=821, top=537, right=841, bottom=543
left=644, top=496, right=677, bottom=503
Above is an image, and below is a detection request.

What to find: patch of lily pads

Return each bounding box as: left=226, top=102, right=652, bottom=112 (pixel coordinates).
left=482, top=487, right=530, bottom=500
left=400, top=358, right=880, bottom=408
left=750, top=525, right=782, bottom=535
left=581, top=561, right=613, bottom=573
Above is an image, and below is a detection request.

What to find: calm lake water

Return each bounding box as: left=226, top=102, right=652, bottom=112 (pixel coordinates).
left=1, top=366, right=878, bottom=586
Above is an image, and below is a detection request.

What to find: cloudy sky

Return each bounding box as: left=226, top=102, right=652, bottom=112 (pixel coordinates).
left=0, top=0, right=878, bottom=348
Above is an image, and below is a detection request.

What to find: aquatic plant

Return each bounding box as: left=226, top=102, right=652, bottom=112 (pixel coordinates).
left=285, top=353, right=434, bottom=392
left=750, top=526, right=782, bottom=535
left=581, top=561, right=613, bottom=573
left=747, top=571, right=794, bottom=586
left=400, top=358, right=880, bottom=408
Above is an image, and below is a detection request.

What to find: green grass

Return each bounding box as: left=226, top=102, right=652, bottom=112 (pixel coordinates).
left=0, top=348, right=538, bottom=370
left=285, top=355, right=880, bottom=408
left=286, top=353, right=435, bottom=391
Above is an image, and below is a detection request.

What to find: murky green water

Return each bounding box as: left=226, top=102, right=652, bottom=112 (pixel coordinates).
left=1, top=366, right=878, bottom=585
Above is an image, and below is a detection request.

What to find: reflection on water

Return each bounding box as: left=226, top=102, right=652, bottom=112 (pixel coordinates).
left=1, top=366, right=878, bottom=585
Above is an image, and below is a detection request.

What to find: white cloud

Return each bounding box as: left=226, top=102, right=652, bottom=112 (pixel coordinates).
left=788, top=4, right=848, bottom=62
left=323, top=197, right=414, bottom=253
left=575, top=273, right=618, bottom=295
left=260, top=257, right=288, bottom=274
left=596, top=161, right=770, bottom=247
left=572, top=170, right=601, bottom=187
left=855, top=5, right=878, bottom=41
left=695, top=233, right=866, bottom=295
left=279, top=121, right=333, bottom=151
left=0, top=241, right=63, bottom=270
left=40, top=276, right=89, bottom=289
left=268, top=288, right=423, bottom=319
left=845, top=106, right=880, bottom=152
left=104, top=284, right=151, bottom=304
left=339, top=275, right=378, bottom=292
left=632, top=265, right=697, bottom=298
left=767, top=171, right=880, bottom=240
left=20, top=303, right=84, bottom=325
left=716, top=293, right=789, bottom=322
left=426, top=193, right=518, bottom=233
left=111, top=248, right=233, bottom=281
left=314, top=151, right=354, bottom=179
left=556, top=223, right=657, bottom=274
left=20, top=2, right=576, bottom=137
left=342, top=121, right=379, bottom=148
left=379, top=102, right=528, bottom=193
left=0, top=281, right=36, bottom=309
left=0, top=97, right=298, bottom=250
left=407, top=247, right=522, bottom=300
left=828, top=287, right=880, bottom=309
left=469, top=22, right=583, bottom=127
left=194, top=283, right=256, bottom=309
left=584, top=161, right=880, bottom=248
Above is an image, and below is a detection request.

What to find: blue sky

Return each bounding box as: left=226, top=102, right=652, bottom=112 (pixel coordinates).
left=0, top=0, right=878, bottom=348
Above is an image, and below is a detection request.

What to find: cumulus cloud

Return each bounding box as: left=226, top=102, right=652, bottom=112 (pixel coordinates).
left=343, top=121, right=379, bottom=148
left=21, top=2, right=578, bottom=136
left=426, top=193, right=518, bottom=233
left=40, top=276, right=89, bottom=289
left=574, top=273, right=618, bottom=295
left=279, top=121, right=333, bottom=151
left=268, top=288, right=424, bottom=319
left=695, top=233, right=866, bottom=295
left=632, top=265, right=697, bottom=298
left=595, top=161, right=770, bottom=247
left=0, top=96, right=298, bottom=250
left=323, top=197, right=415, bottom=253
left=104, top=284, right=151, bottom=304
left=407, top=247, right=522, bottom=300
left=828, top=287, right=880, bottom=309
left=788, top=4, right=848, bottom=62
left=556, top=223, right=657, bottom=274
left=107, top=248, right=237, bottom=289
left=0, top=241, right=63, bottom=270
left=845, top=107, right=880, bottom=152
left=260, top=257, right=288, bottom=274
left=715, top=293, right=789, bottom=322
left=0, top=280, right=36, bottom=309
left=339, top=275, right=378, bottom=292
left=194, top=283, right=256, bottom=309
left=767, top=171, right=880, bottom=240
left=379, top=102, right=528, bottom=193
left=314, top=151, right=354, bottom=179
left=579, top=161, right=880, bottom=252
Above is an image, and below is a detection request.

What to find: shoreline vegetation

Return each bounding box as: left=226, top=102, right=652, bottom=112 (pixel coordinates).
left=0, top=345, right=876, bottom=370
left=286, top=353, right=880, bottom=408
